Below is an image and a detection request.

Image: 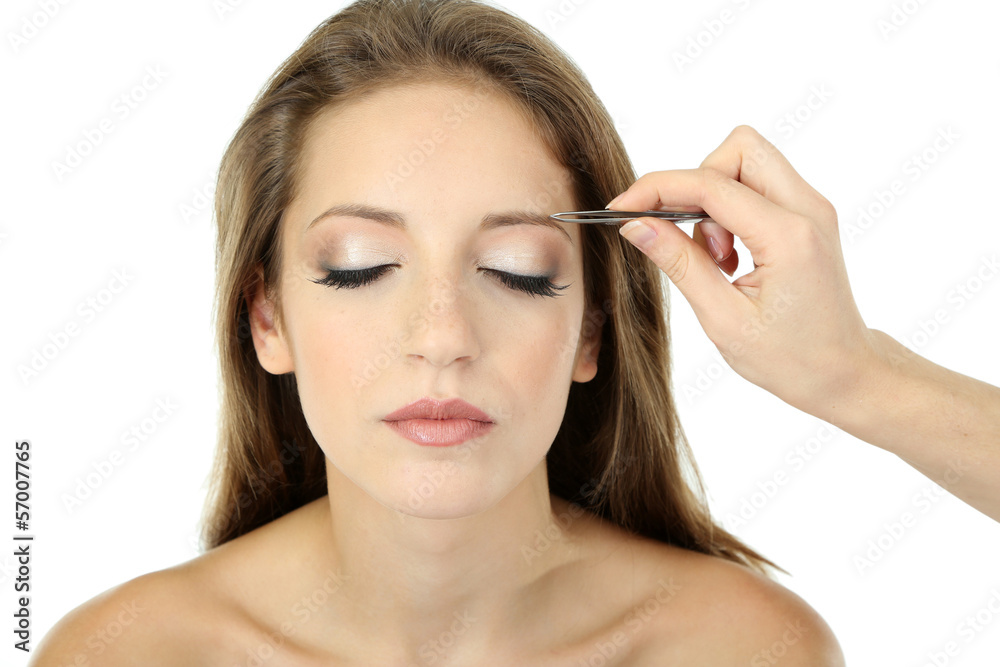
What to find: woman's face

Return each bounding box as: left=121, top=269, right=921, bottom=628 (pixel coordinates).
left=251, top=81, right=601, bottom=519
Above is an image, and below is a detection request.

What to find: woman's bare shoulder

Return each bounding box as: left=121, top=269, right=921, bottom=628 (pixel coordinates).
left=28, top=562, right=248, bottom=667
left=618, top=537, right=846, bottom=666
left=552, top=503, right=842, bottom=665
left=27, top=502, right=319, bottom=667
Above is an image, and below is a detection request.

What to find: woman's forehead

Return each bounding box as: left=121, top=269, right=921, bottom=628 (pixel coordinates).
left=289, top=83, right=580, bottom=237
left=298, top=83, right=564, bottom=179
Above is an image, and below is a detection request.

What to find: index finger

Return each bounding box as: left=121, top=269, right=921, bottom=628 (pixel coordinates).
left=609, top=166, right=794, bottom=265
left=699, top=125, right=833, bottom=220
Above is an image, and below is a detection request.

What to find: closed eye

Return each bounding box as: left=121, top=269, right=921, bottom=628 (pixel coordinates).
left=311, top=265, right=569, bottom=298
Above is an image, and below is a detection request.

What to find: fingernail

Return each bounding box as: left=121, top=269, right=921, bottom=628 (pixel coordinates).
left=707, top=236, right=724, bottom=261
left=605, top=193, right=625, bottom=209
left=619, top=219, right=657, bottom=251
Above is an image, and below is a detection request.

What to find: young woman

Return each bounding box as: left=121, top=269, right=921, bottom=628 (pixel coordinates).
left=30, top=1, right=845, bottom=664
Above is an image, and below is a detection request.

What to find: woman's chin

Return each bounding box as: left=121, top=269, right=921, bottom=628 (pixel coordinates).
left=384, top=470, right=504, bottom=519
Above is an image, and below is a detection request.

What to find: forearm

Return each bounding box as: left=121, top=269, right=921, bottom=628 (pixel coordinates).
left=812, top=329, right=1000, bottom=522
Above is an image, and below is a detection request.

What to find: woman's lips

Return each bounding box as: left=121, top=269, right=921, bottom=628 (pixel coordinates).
left=384, top=418, right=495, bottom=446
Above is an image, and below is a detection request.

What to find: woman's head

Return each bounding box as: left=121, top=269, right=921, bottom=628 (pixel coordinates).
left=251, top=79, right=600, bottom=519
left=204, top=0, right=781, bottom=577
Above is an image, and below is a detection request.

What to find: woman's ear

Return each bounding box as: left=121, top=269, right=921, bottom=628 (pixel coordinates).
left=571, top=308, right=603, bottom=384
left=249, top=279, right=294, bottom=375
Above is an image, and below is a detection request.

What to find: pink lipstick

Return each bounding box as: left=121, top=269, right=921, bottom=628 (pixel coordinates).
left=383, top=397, right=495, bottom=447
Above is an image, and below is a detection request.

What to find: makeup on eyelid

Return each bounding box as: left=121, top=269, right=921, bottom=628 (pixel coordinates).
left=318, top=235, right=558, bottom=275
left=341, top=242, right=399, bottom=265
left=478, top=248, right=554, bottom=274
left=310, top=234, right=399, bottom=269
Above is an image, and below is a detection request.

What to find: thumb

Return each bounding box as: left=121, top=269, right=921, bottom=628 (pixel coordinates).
left=619, top=216, right=738, bottom=331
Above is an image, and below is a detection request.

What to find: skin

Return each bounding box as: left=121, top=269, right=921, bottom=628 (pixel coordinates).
left=615, top=125, right=1000, bottom=523
left=249, top=79, right=605, bottom=660
left=28, top=86, right=845, bottom=666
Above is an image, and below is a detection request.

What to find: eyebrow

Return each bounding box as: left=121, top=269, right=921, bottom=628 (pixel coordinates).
left=305, top=203, right=572, bottom=244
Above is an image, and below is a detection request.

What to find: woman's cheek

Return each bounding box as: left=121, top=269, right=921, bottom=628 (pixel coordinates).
left=293, top=308, right=373, bottom=397
left=522, top=317, right=578, bottom=378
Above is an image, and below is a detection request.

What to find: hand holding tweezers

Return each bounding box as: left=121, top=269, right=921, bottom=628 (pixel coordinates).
left=550, top=210, right=715, bottom=224
left=549, top=210, right=714, bottom=225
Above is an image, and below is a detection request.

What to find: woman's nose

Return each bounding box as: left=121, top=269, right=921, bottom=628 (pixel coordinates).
left=399, top=273, right=481, bottom=367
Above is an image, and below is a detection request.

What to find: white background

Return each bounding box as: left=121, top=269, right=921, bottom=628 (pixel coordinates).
left=3, top=0, right=999, bottom=665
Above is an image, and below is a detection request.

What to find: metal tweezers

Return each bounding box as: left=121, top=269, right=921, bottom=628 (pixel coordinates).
left=549, top=210, right=714, bottom=225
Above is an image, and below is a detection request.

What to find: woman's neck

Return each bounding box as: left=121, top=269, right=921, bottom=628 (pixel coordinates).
left=310, top=457, right=583, bottom=661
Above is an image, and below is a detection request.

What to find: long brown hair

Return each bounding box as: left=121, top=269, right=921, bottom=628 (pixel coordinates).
left=202, top=0, right=783, bottom=577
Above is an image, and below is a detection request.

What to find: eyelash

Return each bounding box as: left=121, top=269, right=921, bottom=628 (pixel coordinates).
left=311, top=265, right=569, bottom=298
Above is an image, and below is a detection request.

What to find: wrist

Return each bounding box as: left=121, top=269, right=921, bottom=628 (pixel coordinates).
left=800, top=328, right=897, bottom=433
